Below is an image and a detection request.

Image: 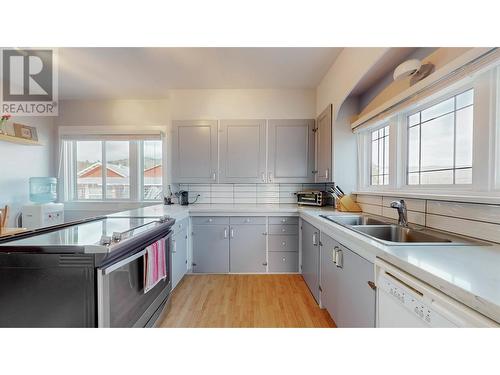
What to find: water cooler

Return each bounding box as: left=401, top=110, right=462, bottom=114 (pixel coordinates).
left=22, top=177, right=65, bottom=229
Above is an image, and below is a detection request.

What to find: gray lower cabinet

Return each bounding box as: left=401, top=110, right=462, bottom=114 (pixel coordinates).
left=268, top=119, right=315, bottom=183
left=269, top=252, right=298, bottom=272
left=301, top=220, right=320, bottom=302
left=192, top=223, right=229, bottom=273
left=320, top=232, right=376, bottom=327
left=268, top=216, right=299, bottom=273
left=229, top=224, right=266, bottom=273
left=171, top=227, right=188, bottom=289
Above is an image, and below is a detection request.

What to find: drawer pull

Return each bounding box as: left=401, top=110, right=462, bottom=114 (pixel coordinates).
left=208, top=218, right=213, bottom=223
left=282, top=257, right=286, bottom=262
left=281, top=218, right=286, bottom=223
left=281, top=228, right=286, bottom=232
left=281, top=241, right=286, bottom=246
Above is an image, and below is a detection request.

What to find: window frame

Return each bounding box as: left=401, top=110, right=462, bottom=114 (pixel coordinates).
left=70, top=139, right=163, bottom=203
left=139, top=140, right=164, bottom=201
left=369, top=124, right=390, bottom=186
left=356, top=69, right=500, bottom=197
left=402, top=85, right=475, bottom=189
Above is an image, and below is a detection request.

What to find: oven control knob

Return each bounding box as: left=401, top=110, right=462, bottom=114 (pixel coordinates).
left=100, top=235, right=112, bottom=246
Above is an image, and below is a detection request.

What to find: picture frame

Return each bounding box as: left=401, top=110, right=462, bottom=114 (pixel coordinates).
left=13, top=123, right=38, bottom=141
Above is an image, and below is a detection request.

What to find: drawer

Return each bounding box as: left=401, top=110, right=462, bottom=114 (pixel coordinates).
left=172, top=217, right=189, bottom=235
left=191, top=216, right=229, bottom=225
left=268, top=252, right=299, bottom=273
left=229, top=216, right=266, bottom=225
left=269, top=216, right=299, bottom=225
left=268, top=235, right=299, bottom=252
left=269, top=224, right=299, bottom=235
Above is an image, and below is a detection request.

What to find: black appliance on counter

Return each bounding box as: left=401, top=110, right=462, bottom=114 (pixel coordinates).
left=176, top=190, right=189, bottom=205
left=0, top=216, right=175, bottom=328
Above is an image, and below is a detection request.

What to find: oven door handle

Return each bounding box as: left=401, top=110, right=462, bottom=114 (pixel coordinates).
left=101, top=249, right=147, bottom=275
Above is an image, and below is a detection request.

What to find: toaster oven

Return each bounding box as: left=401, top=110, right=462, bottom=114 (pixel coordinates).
left=296, top=191, right=328, bottom=206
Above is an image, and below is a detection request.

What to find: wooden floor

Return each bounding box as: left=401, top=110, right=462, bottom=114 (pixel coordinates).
left=160, top=274, right=335, bottom=328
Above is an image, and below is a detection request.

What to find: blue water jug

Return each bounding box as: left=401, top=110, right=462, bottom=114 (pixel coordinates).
left=29, top=177, right=57, bottom=203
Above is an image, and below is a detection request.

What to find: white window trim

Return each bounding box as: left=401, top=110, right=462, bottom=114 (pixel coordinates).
left=61, top=137, right=164, bottom=203
left=357, top=67, right=500, bottom=199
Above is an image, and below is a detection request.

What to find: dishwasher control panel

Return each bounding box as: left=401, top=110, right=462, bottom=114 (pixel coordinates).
left=379, top=275, right=434, bottom=325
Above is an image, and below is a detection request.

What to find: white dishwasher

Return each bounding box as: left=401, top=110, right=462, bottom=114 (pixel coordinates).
left=375, top=258, right=498, bottom=328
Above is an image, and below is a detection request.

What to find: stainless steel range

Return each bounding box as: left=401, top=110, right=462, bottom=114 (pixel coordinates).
left=0, top=216, right=175, bottom=328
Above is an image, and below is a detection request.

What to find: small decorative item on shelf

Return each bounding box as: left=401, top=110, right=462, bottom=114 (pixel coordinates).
left=13, top=123, right=38, bottom=141
left=0, top=114, right=11, bottom=135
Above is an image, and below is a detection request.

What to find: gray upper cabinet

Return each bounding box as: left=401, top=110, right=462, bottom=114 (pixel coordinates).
left=268, top=119, right=315, bottom=183
left=301, top=220, right=320, bottom=303
left=219, top=120, right=266, bottom=183
left=320, top=232, right=375, bottom=327
left=229, top=223, right=267, bottom=273
left=315, top=105, right=332, bottom=183
left=172, top=120, right=218, bottom=183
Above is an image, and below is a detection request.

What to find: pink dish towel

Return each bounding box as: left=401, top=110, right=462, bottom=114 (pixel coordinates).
left=143, top=238, right=167, bottom=293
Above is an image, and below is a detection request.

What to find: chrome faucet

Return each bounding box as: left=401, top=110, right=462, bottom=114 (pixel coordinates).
left=390, top=199, right=408, bottom=227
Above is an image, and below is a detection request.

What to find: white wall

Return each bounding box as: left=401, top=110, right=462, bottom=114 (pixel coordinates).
left=56, top=99, right=170, bottom=127
left=0, top=117, right=55, bottom=226
left=316, top=48, right=389, bottom=118
left=169, top=89, right=316, bottom=119
left=333, top=97, right=359, bottom=194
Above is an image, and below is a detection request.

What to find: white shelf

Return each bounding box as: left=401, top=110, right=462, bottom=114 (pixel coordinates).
left=0, top=133, right=42, bottom=146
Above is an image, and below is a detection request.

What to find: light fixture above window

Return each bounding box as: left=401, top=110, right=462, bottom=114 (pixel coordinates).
left=393, top=59, right=434, bottom=85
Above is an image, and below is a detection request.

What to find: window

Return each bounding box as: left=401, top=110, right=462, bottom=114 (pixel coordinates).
left=71, top=139, right=163, bottom=201
left=105, top=141, right=130, bottom=199
left=407, top=89, right=473, bottom=185
left=76, top=141, right=103, bottom=199
left=142, top=140, right=163, bottom=200
left=370, top=125, right=390, bottom=185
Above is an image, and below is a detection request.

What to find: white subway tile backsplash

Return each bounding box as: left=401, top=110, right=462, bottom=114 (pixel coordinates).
left=427, top=201, right=500, bottom=224
left=234, top=197, right=258, bottom=204
left=381, top=207, right=426, bottom=226
left=357, top=195, right=383, bottom=206
left=382, top=196, right=426, bottom=212
left=211, top=184, right=234, bottom=192
left=358, top=203, right=382, bottom=216
left=426, top=214, right=500, bottom=243
left=279, top=184, right=302, bottom=192
left=257, top=184, right=279, bottom=192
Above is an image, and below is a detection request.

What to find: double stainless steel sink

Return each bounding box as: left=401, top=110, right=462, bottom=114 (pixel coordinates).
left=320, top=214, right=482, bottom=246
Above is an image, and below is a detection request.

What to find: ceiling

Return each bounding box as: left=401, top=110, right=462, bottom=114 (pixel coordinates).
left=58, top=48, right=342, bottom=99
left=350, top=47, right=419, bottom=96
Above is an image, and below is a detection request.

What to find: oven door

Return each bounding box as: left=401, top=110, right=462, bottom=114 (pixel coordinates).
left=97, top=232, right=172, bottom=328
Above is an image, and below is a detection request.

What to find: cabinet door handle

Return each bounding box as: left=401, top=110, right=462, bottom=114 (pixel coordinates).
left=268, top=172, right=273, bottom=182
left=325, top=168, right=329, bottom=181
left=223, top=228, right=228, bottom=239
left=230, top=228, right=234, bottom=239
left=335, top=249, right=343, bottom=269
left=261, top=172, right=266, bottom=182
left=312, top=232, right=318, bottom=246
left=212, top=172, right=216, bottom=181
left=332, top=246, right=339, bottom=263
left=172, top=239, right=177, bottom=253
